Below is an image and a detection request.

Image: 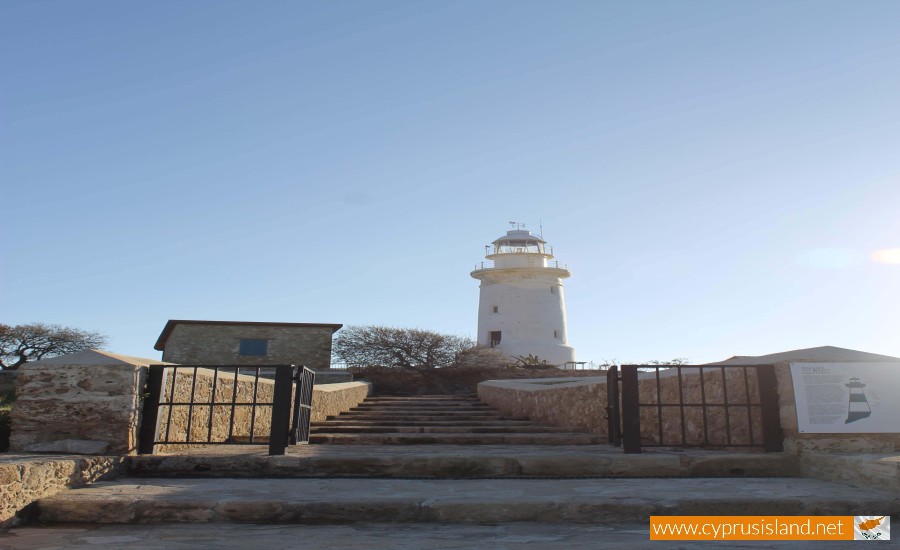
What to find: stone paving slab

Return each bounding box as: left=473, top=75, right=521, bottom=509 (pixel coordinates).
left=127, top=445, right=800, bottom=479
left=0, top=523, right=861, bottom=550
left=35, top=477, right=900, bottom=524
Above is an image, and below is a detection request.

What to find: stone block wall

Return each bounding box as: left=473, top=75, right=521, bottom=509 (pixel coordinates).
left=311, top=381, right=371, bottom=422
left=10, top=362, right=145, bottom=455
left=160, top=324, right=337, bottom=371
left=478, top=377, right=609, bottom=435
left=0, top=455, right=121, bottom=525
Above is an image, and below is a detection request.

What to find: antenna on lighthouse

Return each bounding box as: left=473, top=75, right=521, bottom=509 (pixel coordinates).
left=539, top=219, right=544, bottom=238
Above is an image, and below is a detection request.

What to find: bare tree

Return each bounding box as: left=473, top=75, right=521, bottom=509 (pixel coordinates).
left=0, top=323, right=108, bottom=370
left=333, top=325, right=475, bottom=369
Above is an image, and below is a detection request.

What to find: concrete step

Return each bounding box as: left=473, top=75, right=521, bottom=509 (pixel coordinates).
left=328, top=414, right=529, bottom=422
left=310, top=425, right=587, bottom=434
left=36, top=477, right=899, bottom=525
left=126, top=445, right=803, bottom=479
left=349, top=406, right=492, bottom=412
left=308, top=433, right=606, bottom=445
left=311, top=420, right=535, bottom=427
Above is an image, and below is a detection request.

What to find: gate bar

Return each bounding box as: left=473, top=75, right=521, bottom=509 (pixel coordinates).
left=620, top=365, right=642, bottom=453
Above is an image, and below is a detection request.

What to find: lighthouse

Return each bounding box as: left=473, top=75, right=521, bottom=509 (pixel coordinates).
left=845, top=377, right=872, bottom=423
left=471, top=224, right=576, bottom=367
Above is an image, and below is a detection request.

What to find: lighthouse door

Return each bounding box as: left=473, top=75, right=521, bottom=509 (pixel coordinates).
left=489, top=331, right=501, bottom=348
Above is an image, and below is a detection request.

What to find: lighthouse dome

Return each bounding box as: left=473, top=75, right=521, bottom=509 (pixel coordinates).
left=491, top=229, right=546, bottom=246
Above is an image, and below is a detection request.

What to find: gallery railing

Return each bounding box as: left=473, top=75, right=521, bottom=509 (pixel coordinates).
left=616, top=364, right=783, bottom=454
left=138, top=364, right=316, bottom=456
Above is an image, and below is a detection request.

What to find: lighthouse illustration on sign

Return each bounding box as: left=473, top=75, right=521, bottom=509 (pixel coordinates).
left=845, top=377, right=872, bottom=423
left=471, top=223, right=576, bottom=367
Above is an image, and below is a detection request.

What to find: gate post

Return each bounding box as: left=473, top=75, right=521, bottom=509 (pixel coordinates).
left=268, top=366, right=294, bottom=455
left=756, top=364, right=784, bottom=452
left=138, top=365, right=164, bottom=455
left=621, top=365, right=642, bottom=453
left=606, top=366, right=621, bottom=447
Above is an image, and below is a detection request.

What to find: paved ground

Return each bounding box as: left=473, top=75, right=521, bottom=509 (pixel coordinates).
left=0, top=523, right=858, bottom=549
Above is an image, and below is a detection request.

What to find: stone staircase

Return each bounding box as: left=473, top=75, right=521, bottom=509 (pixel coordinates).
left=309, top=395, right=605, bottom=445
left=14, top=395, right=900, bottom=535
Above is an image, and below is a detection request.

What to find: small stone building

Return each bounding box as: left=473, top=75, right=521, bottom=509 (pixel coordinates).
left=154, top=320, right=342, bottom=371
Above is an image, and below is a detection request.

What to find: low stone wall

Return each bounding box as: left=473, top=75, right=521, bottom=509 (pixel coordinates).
left=0, top=455, right=121, bottom=526
left=10, top=360, right=146, bottom=455
left=478, top=377, right=608, bottom=435
left=311, top=381, right=371, bottom=422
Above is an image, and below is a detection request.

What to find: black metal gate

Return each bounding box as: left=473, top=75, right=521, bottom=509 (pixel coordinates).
left=138, top=364, right=316, bottom=456
left=608, top=364, right=784, bottom=454
left=291, top=367, right=315, bottom=444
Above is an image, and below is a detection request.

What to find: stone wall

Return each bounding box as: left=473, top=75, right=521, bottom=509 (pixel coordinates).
left=311, top=381, right=371, bottom=422
left=9, top=350, right=370, bottom=456
left=161, top=324, right=337, bottom=371
left=478, top=377, right=609, bottom=435
left=0, top=455, right=121, bottom=525
left=10, top=353, right=149, bottom=455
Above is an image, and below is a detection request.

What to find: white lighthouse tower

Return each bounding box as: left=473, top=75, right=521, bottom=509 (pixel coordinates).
left=471, top=224, right=576, bottom=367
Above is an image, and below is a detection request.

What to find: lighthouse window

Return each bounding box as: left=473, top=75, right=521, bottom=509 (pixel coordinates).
left=492, top=305, right=499, bottom=313
left=550, top=286, right=556, bottom=294
left=239, top=338, right=268, bottom=356
left=553, top=330, right=559, bottom=339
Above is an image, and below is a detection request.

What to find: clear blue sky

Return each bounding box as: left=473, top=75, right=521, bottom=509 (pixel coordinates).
left=2, top=0, right=899, bottom=364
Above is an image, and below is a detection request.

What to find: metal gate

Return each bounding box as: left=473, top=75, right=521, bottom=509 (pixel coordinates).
left=138, top=364, right=316, bottom=455
left=608, top=364, right=783, bottom=454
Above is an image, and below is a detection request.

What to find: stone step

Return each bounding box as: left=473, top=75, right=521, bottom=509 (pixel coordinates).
left=308, top=433, right=605, bottom=445
left=328, top=414, right=529, bottom=422
left=36, top=477, right=898, bottom=525
left=355, top=398, right=485, bottom=403
left=345, top=409, right=496, bottom=415
left=311, top=420, right=535, bottom=427
left=127, top=446, right=801, bottom=479
left=351, top=403, right=492, bottom=412
left=360, top=398, right=488, bottom=407
left=309, top=425, right=587, bottom=434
